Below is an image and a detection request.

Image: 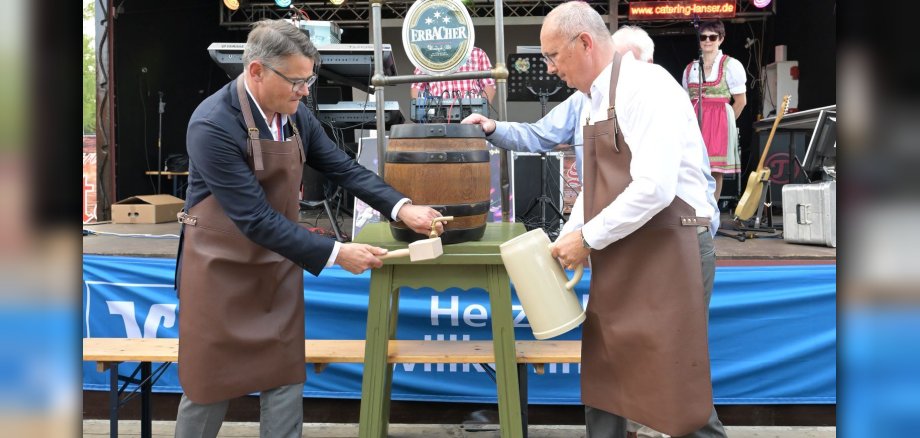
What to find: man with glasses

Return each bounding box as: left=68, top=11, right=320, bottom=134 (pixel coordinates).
left=468, top=3, right=726, bottom=437
left=175, top=19, right=443, bottom=437
left=464, top=27, right=653, bottom=182
left=462, top=26, right=720, bottom=231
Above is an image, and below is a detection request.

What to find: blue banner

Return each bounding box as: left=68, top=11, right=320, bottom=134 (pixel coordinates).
left=82, top=255, right=835, bottom=404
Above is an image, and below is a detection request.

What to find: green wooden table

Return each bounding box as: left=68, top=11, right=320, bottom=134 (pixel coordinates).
left=355, top=222, right=527, bottom=438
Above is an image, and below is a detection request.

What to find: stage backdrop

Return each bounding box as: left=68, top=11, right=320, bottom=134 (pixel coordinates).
left=82, top=255, right=836, bottom=405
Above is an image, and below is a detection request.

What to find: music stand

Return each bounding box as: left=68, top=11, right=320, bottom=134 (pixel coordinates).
left=507, top=54, right=574, bottom=238
left=507, top=54, right=576, bottom=102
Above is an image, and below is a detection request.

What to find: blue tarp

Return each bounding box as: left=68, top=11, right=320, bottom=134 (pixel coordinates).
left=82, top=255, right=835, bottom=404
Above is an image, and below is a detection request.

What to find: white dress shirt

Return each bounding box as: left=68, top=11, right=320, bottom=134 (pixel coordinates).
left=560, top=53, right=716, bottom=249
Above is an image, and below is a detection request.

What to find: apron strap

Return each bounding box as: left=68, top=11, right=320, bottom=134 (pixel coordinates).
left=289, top=117, right=306, bottom=164
left=607, top=52, right=625, bottom=152
left=236, top=75, right=265, bottom=172
left=607, top=51, right=622, bottom=120
left=679, top=216, right=711, bottom=228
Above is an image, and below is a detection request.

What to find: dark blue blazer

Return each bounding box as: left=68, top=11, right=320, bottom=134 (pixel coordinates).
left=182, top=78, right=404, bottom=276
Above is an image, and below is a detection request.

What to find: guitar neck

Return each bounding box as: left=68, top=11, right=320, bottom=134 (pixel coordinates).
left=756, top=96, right=791, bottom=171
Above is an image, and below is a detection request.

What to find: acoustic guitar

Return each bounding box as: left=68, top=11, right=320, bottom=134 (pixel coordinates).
left=734, top=95, right=791, bottom=221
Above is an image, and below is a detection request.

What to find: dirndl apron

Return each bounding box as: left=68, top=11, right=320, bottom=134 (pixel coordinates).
left=686, top=56, right=738, bottom=173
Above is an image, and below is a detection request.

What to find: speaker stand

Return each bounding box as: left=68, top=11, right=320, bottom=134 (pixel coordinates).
left=518, top=87, right=565, bottom=239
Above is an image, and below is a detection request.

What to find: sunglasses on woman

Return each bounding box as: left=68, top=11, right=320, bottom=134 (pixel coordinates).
left=699, top=34, right=721, bottom=42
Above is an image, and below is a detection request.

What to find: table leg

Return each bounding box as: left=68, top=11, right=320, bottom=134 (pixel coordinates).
left=141, top=362, right=151, bottom=438
left=109, top=363, right=118, bottom=438
left=487, top=266, right=523, bottom=438
left=359, top=265, right=395, bottom=438
left=518, top=363, right=529, bottom=438
left=380, top=287, right=401, bottom=433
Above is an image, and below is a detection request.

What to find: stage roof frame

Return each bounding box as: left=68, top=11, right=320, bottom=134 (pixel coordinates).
left=219, top=0, right=773, bottom=29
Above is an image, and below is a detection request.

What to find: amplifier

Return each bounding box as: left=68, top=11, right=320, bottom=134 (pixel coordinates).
left=315, top=101, right=404, bottom=128
left=409, top=97, right=489, bottom=123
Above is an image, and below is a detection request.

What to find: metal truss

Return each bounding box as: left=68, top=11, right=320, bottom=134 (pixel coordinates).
left=219, top=1, right=770, bottom=29
left=220, top=1, right=608, bottom=29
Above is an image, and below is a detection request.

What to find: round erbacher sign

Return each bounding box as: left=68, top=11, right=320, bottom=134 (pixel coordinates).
left=402, top=0, right=476, bottom=76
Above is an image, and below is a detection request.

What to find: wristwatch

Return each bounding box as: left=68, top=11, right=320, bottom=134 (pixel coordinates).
left=581, top=232, right=592, bottom=250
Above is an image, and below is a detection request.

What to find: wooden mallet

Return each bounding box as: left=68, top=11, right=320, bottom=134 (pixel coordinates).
left=378, top=216, right=453, bottom=262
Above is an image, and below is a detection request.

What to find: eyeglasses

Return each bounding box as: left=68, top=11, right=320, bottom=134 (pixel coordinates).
left=263, top=63, right=317, bottom=93
left=699, top=34, right=721, bottom=42
left=542, top=33, right=582, bottom=68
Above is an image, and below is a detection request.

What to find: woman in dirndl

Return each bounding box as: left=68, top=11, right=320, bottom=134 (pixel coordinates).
left=683, top=20, right=747, bottom=207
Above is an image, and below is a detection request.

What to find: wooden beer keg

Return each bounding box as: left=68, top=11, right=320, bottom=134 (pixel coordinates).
left=385, top=123, right=490, bottom=244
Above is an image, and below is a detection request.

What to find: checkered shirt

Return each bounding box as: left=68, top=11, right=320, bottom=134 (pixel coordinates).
left=411, top=47, right=496, bottom=97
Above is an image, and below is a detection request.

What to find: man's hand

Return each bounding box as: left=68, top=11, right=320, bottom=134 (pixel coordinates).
left=397, top=204, right=445, bottom=236
left=461, top=113, right=497, bottom=135
left=550, top=229, right=591, bottom=271
left=335, top=243, right=387, bottom=274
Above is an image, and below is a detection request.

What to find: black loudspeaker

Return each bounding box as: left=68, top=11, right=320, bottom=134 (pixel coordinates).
left=513, top=153, right=563, bottom=227
left=754, top=129, right=811, bottom=208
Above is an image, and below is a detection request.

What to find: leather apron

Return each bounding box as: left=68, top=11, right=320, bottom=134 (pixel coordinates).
left=177, top=76, right=307, bottom=404
left=579, top=53, right=713, bottom=436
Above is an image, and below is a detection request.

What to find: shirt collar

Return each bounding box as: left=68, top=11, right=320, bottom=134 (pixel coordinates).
left=588, top=51, right=638, bottom=110
left=242, top=76, right=289, bottom=131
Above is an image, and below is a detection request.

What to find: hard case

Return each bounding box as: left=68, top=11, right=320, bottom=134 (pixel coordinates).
left=782, top=180, right=836, bottom=247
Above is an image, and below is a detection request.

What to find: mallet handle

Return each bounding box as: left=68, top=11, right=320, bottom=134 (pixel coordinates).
left=377, top=248, right=411, bottom=260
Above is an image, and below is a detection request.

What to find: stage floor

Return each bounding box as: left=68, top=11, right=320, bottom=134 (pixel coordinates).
left=83, top=212, right=836, bottom=264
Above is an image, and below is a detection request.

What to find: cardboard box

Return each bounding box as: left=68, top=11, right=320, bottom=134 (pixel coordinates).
left=112, top=194, right=185, bottom=224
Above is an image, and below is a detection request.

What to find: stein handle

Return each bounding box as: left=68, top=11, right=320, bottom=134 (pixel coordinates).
left=547, top=242, right=586, bottom=291
left=565, top=264, right=585, bottom=291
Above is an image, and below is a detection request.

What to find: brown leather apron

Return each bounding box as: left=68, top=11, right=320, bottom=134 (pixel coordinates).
left=177, top=76, right=307, bottom=404
left=580, top=53, right=713, bottom=436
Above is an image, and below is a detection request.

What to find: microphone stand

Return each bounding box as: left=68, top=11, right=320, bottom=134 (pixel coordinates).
left=157, top=91, right=166, bottom=195
left=691, top=16, right=704, bottom=128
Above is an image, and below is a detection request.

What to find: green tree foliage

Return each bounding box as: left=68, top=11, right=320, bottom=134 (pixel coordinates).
left=83, top=2, right=96, bottom=134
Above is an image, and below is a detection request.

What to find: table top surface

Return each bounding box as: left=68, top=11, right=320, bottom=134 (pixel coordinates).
left=355, top=222, right=527, bottom=263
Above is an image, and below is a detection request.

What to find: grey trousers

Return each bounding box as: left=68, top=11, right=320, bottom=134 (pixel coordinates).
left=587, top=406, right=726, bottom=438
left=174, top=383, right=304, bottom=438
left=585, top=230, right=725, bottom=438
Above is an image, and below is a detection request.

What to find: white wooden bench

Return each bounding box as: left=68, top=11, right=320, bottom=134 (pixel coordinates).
left=83, top=338, right=581, bottom=438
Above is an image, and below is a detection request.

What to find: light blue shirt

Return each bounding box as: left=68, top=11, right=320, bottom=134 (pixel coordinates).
left=487, top=91, right=721, bottom=237
left=489, top=92, right=586, bottom=183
